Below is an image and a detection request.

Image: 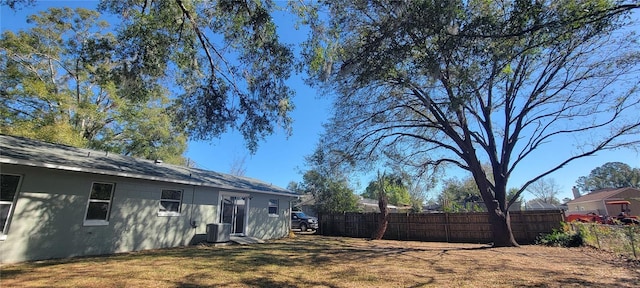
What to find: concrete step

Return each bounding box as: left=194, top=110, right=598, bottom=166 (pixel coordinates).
left=230, top=235, right=265, bottom=245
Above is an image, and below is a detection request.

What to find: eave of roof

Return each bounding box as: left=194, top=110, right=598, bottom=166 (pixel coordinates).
left=0, top=134, right=297, bottom=197
left=566, top=187, right=639, bottom=204
left=526, top=200, right=562, bottom=209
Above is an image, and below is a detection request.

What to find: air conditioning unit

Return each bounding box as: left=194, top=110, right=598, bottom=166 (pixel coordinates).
left=206, top=223, right=231, bottom=243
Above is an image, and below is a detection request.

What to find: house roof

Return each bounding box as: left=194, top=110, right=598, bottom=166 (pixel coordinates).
left=0, top=134, right=296, bottom=197
left=525, top=199, right=564, bottom=210
left=566, top=187, right=639, bottom=204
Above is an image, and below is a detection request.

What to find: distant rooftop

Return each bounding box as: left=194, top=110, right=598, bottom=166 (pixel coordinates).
left=566, top=187, right=638, bottom=204
left=525, top=199, right=565, bottom=211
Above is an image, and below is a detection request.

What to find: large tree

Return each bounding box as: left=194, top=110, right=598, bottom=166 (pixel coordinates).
left=298, top=169, right=360, bottom=214
left=440, top=177, right=483, bottom=212
left=526, top=178, right=562, bottom=204
left=297, top=144, right=360, bottom=214
left=362, top=173, right=411, bottom=206
left=4, top=0, right=296, bottom=154
left=302, top=0, right=640, bottom=246
left=98, top=0, right=295, bottom=153
left=1, top=7, right=188, bottom=164
left=576, top=162, right=640, bottom=192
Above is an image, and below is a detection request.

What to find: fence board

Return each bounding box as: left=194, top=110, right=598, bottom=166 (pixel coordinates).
left=318, top=210, right=564, bottom=244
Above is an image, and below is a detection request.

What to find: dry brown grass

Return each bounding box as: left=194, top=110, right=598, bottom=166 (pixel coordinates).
left=1, top=235, right=639, bottom=287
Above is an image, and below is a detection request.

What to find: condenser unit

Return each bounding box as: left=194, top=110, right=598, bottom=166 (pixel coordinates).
left=206, top=223, right=231, bottom=243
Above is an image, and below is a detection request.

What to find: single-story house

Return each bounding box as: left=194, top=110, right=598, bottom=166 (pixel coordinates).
left=565, top=187, right=640, bottom=216
left=0, top=134, right=297, bottom=263
left=524, top=199, right=566, bottom=211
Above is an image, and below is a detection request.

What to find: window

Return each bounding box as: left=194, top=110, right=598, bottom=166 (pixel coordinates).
left=268, top=199, right=278, bottom=216
left=159, top=189, right=182, bottom=216
left=84, top=182, right=115, bottom=226
left=1, top=174, right=21, bottom=239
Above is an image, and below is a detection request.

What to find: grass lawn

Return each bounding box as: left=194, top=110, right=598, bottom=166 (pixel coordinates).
left=1, top=235, right=639, bottom=287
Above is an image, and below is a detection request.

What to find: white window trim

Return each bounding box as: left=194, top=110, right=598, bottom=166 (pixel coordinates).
left=218, top=192, right=250, bottom=236
left=268, top=199, right=279, bottom=217
left=83, top=182, right=115, bottom=226
left=83, top=219, right=110, bottom=226
left=158, top=189, right=183, bottom=217
left=0, top=196, right=17, bottom=235
left=1, top=173, right=22, bottom=240
left=158, top=211, right=182, bottom=217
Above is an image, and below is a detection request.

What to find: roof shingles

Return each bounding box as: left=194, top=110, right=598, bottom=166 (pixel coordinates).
left=0, top=134, right=295, bottom=196
left=566, top=188, right=635, bottom=204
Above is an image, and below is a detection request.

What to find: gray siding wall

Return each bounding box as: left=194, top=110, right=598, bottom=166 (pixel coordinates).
left=0, top=164, right=292, bottom=263
left=247, top=193, right=291, bottom=239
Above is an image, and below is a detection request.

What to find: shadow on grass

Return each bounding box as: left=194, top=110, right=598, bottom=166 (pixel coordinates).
left=0, top=251, right=141, bottom=278
left=3, top=235, right=492, bottom=271
left=241, top=277, right=304, bottom=288
left=0, top=266, right=25, bottom=279
left=9, top=235, right=635, bottom=287
left=172, top=275, right=342, bottom=288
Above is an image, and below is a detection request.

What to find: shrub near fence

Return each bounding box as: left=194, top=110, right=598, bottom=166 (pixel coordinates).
left=570, top=223, right=640, bottom=260
left=319, top=210, right=565, bottom=244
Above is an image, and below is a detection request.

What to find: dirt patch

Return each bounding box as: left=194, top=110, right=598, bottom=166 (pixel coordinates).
left=573, top=245, right=640, bottom=270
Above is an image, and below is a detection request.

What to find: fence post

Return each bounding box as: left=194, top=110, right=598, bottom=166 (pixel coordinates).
left=395, top=214, right=399, bottom=240
left=591, top=224, right=601, bottom=250
left=627, top=226, right=637, bottom=260
left=406, top=213, right=410, bottom=240
left=341, top=212, right=345, bottom=236
left=520, top=212, right=529, bottom=243
left=445, top=212, right=450, bottom=243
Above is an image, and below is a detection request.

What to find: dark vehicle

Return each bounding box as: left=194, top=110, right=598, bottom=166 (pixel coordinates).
left=291, top=211, right=318, bottom=232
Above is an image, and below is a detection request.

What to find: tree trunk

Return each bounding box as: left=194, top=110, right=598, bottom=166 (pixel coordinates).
left=487, top=201, right=519, bottom=247
left=372, top=193, right=389, bottom=240
left=469, top=162, right=519, bottom=247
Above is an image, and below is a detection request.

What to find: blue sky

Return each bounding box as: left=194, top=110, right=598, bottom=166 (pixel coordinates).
left=2, top=1, right=639, bottom=202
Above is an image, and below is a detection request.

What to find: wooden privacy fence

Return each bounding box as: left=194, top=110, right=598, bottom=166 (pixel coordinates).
left=318, top=210, right=565, bottom=244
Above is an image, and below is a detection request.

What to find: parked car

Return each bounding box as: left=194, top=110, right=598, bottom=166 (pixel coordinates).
left=291, top=211, right=318, bottom=232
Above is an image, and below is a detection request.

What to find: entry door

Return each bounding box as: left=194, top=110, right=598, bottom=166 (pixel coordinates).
left=220, top=195, right=248, bottom=235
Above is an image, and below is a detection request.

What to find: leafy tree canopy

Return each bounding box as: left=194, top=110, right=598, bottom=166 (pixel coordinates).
left=0, top=0, right=34, bottom=10
left=438, top=176, right=515, bottom=212
left=294, top=144, right=360, bottom=214
left=361, top=173, right=411, bottom=206
left=440, top=177, right=480, bottom=205
left=576, top=162, right=640, bottom=192
left=97, top=0, right=295, bottom=153
left=298, top=169, right=359, bottom=214
left=1, top=7, right=187, bottom=164
left=3, top=0, right=296, bottom=154
left=440, top=177, right=482, bottom=212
